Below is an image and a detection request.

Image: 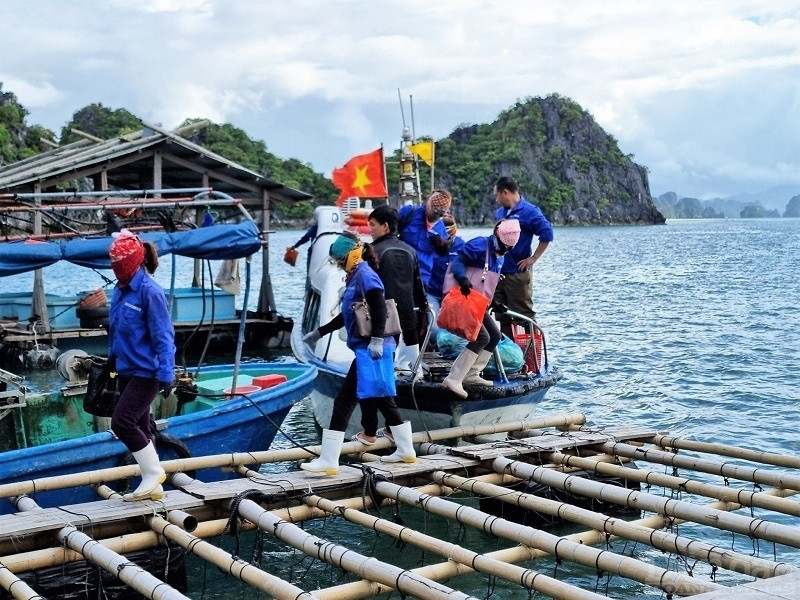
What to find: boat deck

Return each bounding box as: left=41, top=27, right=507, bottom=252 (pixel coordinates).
left=1, top=413, right=799, bottom=600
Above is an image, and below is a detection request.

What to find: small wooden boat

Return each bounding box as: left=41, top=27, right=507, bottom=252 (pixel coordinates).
left=0, top=361, right=316, bottom=513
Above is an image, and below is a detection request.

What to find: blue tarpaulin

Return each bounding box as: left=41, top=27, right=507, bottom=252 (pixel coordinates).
left=0, top=221, right=262, bottom=277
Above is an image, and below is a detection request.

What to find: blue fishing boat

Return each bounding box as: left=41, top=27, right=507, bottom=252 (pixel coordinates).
left=0, top=361, right=316, bottom=513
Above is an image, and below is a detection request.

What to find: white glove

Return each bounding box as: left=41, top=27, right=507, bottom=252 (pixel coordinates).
left=303, top=330, right=322, bottom=345
left=368, top=337, right=384, bottom=359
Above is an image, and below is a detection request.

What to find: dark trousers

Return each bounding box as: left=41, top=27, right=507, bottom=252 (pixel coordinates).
left=329, top=361, right=403, bottom=436
left=401, top=326, right=420, bottom=347
left=466, top=311, right=502, bottom=354
left=111, top=375, right=159, bottom=453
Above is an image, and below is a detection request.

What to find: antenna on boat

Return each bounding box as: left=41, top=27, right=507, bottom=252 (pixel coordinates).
left=397, top=88, right=407, bottom=129
left=409, top=95, right=423, bottom=201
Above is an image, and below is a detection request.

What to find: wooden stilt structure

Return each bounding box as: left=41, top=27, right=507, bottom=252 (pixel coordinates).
left=1, top=414, right=799, bottom=599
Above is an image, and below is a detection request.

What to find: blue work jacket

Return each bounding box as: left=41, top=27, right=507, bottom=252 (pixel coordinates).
left=398, top=205, right=449, bottom=287
left=451, top=236, right=504, bottom=281
left=494, top=197, right=554, bottom=274
left=428, top=236, right=465, bottom=300
left=109, top=268, right=176, bottom=382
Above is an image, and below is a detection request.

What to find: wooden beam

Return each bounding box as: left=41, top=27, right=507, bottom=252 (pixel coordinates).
left=70, top=128, right=104, bottom=143
left=160, top=150, right=260, bottom=195
left=29, top=149, right=156, bottom=191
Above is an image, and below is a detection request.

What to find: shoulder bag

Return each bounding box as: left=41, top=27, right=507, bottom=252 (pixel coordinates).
left=443, top=243, right=502, bottom=301
left=83, top=357, right=120, bottom=417
left=352, top=271, right=402, bottom=337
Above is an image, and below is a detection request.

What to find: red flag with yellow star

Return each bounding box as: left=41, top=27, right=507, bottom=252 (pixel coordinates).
left=331, top=148, right=387, bottom=206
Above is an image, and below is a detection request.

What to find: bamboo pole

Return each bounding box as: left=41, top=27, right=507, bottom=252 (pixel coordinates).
left=234, top=497, right=479, bottom=600
left=370, top=479, right=719, bottom=596
left=431, top=471, right=794, bottom=579
left=650, top=434, right=800, bottom=470
left=593, top=440, right=800, bottom=490
left=494, top=457, right=800, bottom=549
left=546, top=451, right=800, bottom=517
left=303, top=494, right=608, bottom=600
left=0, top=414, right=586, bottom=500
left=0, top=479, right=455, bottom=575
left=93, top=486, right=317, bottom=600
left=0, top=560, right=44, bottom=600
left=316, top=489, right=796, bottom=600
left=11, top=495, right=189, bottom=600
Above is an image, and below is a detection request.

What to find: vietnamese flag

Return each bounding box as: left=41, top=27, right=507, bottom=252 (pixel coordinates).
left=331, top=148, right=388, bottom=206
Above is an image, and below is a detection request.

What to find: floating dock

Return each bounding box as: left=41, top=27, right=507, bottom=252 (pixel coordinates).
left=1, top=413, right=799, bottom=599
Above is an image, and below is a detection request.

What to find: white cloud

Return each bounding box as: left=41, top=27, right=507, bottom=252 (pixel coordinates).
left=1, top=0, right=800, bottom=197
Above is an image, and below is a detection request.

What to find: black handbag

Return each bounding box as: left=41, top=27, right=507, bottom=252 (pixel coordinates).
left=83, top=357, right=120, bottom=417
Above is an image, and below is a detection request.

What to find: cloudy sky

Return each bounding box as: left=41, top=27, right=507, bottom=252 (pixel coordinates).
left=2, top=0, right=800, bottom=199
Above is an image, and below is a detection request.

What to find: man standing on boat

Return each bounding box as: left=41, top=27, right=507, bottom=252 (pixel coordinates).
left=493, top=176, right=553, bottom=322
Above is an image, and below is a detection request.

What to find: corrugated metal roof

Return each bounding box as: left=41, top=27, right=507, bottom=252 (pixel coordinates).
left=0, top=126, right=314, bottom=203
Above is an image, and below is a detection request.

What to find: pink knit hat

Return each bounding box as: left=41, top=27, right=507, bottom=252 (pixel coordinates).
left=495, top=219, right=521, bottom=247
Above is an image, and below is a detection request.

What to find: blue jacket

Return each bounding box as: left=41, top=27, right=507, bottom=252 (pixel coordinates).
left=451, top=236, right=504, bottom=282
left=109, top=268, right=176, bottom=382
left=341, top=262, right=396, bottom=352
left=494, top=197, right=553, bottom=274
left=398, top=205, right=449, bottom=287
left=428, top=236, right=465, bottom=300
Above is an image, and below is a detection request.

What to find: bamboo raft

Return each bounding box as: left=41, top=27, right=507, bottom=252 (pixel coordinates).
left=1, top=412, right=799, bottom=600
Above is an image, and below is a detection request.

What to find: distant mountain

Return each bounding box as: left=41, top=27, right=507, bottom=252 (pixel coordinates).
left=785, top=195, right=800, bottom=218
left=655, top=193, right=724, bottom=219
left=433, top=95, right=664, bottom=225
left=727, top=185, right=800, bottom=212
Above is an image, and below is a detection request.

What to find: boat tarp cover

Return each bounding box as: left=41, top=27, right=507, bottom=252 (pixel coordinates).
left=0, top=222, right=262, bottom=277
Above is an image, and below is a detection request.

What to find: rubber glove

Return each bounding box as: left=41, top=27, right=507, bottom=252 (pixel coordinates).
left=458, top=278, right=472, bottom=297
left=490, top=301, right=508, bottom=316
left=368, top=337, right=384, bottom=359
left=303, top=330, right=322, bottom=345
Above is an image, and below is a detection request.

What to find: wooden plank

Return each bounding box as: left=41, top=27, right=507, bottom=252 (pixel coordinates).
left=451, top=427, right=658, bottom=461
left=0, top=491, right=204, bottom=539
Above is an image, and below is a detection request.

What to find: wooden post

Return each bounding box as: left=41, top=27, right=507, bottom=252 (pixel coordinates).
left=494, top=456, right=800, bottom=548
left=153, top=149, right=162, bottom=191
left=547, top=450, right=800, bottom=517
left=257, top=190, right=276, bottom=316
left=31, top=183, right=50, bottom=333
left=11, top=495, right=189, bottom=600
left=431, top=471, right=794, bottom=580
left=369, top=478, right=719, bottom=596
left=304, top=494, right=608, bottom=600
left=193, top=174, right=209, bottom=287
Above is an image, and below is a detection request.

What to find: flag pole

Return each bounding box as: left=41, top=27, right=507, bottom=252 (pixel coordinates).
left=381, top=143, right=389, bottom=205
left=431, top=142, right=435, bottom=193
left=410, top=95, right=422, bottom=204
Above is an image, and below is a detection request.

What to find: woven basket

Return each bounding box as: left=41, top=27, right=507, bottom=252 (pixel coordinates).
left=78, top=288, right=108, bottom=309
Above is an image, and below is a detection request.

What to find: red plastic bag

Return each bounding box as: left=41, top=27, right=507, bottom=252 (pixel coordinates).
left=436, top=287, right=490, bottom=342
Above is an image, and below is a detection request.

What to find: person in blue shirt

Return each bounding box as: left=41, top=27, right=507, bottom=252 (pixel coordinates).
left=427, top=215, right=464, bottom=340
left=442, top=220, right=521, bottom=398
left=301, top=233, right=416, bottom=475
left=493, top=176, right=553, bottom=322
left=398, top=189, right=451, bottom=290
left=108, top=230, right=176, bottom=502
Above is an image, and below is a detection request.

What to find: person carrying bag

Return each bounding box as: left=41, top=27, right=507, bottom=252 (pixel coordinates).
left=441, top=219, right=521, bottom=398
left=300, top=233, right=416, bottom=476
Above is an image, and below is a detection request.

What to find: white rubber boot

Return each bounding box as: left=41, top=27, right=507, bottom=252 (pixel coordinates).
left=300, top=429, right=345, bottom=476
left=124, top=442, right=166, bottom=501
left=380, top=421, right=416, bottom=463
left=463, top=349, right=494, bottom=386
left=405, top=344, right=421, bottom=377
left=442, top=349, right=478, bottom=399
left=394, top=341, right=411, bottom=372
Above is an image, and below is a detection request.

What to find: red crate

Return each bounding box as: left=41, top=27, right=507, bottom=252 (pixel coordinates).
left=252, top=374, right=288, bottom=389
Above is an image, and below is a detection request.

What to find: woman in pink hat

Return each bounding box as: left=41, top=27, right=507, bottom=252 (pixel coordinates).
left=442, top=219, right=521, bottom=398
left=108, top=230, right=176, bottom=501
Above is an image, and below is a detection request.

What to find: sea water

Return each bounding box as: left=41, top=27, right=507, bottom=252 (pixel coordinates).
left=5, top=219, right=799, bottom=598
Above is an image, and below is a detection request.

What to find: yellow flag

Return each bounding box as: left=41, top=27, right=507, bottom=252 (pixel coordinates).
left=409, top=140, right=434, bottom=167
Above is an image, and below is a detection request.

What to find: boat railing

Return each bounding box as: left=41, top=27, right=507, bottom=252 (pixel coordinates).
left=502, top=309, right=549, bottom=377
left=412, top=304, right=437, bottom=378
